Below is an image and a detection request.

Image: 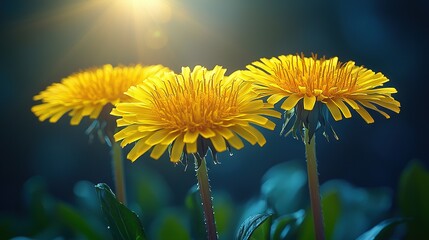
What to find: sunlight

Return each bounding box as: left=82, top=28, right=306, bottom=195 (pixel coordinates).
left=118, top=0, right=172, bottom=22
left=9, top=0, right=202, bottom=71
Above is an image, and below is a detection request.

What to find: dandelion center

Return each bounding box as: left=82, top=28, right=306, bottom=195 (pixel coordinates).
left=273, top=55, right=359, bottom=99
left=151, top=73, right=240, bottom=132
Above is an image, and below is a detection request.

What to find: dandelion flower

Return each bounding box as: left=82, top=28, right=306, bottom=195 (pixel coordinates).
left=31, top=64, right=170, bottom=204
left=242, top=54, right=400, bottom=140
left=112, top=65, right=280, bottom=162
left=243, top=54, right=401, bottom=240
left=31, top=64, right=170, bottom=125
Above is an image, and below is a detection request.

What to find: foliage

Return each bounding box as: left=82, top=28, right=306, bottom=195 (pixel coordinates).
left=2, top=159, right=427, bottom=239
left=398, top=160, right=429, bottom=239
left=95, top=183, right=147, bottom=240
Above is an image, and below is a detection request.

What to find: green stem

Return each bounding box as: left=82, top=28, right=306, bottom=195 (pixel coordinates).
left=112, top=141, right=127, bottom=205
left=195, top=156, right=218, bottom=240
left=304, top=130, right=325, bottom=240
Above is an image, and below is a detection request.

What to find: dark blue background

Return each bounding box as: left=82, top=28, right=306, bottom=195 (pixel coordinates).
left=1, top=0, right=427, bottom=216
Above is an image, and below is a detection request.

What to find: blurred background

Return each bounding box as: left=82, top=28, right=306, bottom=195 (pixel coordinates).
left=0, top=0, right=428, bottom=237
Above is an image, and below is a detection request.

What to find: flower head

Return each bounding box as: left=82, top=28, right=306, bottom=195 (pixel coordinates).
left=112, top=65, right=280, bottom=163
left=242, top=54, right=400, bottom=140
left=32, top=64, right=170, bottom=125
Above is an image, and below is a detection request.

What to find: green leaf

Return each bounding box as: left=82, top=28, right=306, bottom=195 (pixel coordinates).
left=261, top=160, right=308, bottom=215
left=320, top=180, right=392, bottom=239
left=236, top=213, right=273, bottom=240
left=95, top=183, right=146, bottom=240
left=271, top=209, right=305, bottom=240
left=129, top=168, right=172, bottom=219
left=356, top=218, right=406, bottom=240
left=237, top=199, right=269, bottom=227
left=150, top=208, right=191, bottom=240
left=297, top=191, right=341, bottom=240
left=23, top=177, right=52, bottom=235
left=56, top=202, right=105, bottom=240
left=398, top=160, right=429, bottom=238
left=323, top=191, right=346, bottom=239
left=185, top=185, right=205, bottom=240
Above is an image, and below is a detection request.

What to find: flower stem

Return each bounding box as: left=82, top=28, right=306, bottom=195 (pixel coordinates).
left=304, top=130, right=325, bottom=240
left=195, top=156, right=218, bottom=240
left=112, top=141, right=127, bottom=205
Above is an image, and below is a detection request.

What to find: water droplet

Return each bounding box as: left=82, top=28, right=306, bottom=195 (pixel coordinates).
left=107, top=226, right=111, bottom=229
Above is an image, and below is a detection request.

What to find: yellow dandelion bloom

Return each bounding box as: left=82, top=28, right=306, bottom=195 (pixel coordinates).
left=31, top=64, right=170, bottom=125
left=242, top=54, right=400, bottom=140
left=112, top=65, right=280, bottom=163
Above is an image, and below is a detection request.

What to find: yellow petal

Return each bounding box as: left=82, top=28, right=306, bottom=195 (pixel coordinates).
left=170, top=134, right=185, bottom=162
left=145, top=129, right=171, bottom=145
left=365, top=87, right=397, bottom=94
left=115, top=103, right=146, bottom=113
left=70, top=109, right=84, bottom=125
left=115, top=118, right=128, bottom=127
left=280, top=94, right=302, bottom=110
left=33, top=94, right=43, bottom=101
left=138, top=125, right=166, bottom=132
left=212, top=65, right=226, bottom=82
left=49, top=108, right=71, bottom=123
left=121, top=131, right=151, bottom=147
left=371, top=98, right=401, bottom=113
left=81, top=105, right=96, bottom=117
left=298, top=86, right=307, bottom=94
left=325, top=100, right=343, bottom=121
left=332, top=99, right=352, bottom=118
left=186, top=141, right=197, bottom=154
left=262, top=119, right=276, bottom=130
left=303, top=95, right=316, bottom=110
left=240, top=115, right=268, bottom=127
left=358, top=73, right=388, bottom=88
left=183, top=130, right=200, bottom=143
left=190, top=66, right=202, bottom=80
left=313, top=89, right=323, bottom=95
left=354, top=104, right=374, bottom=123
left=226, top=134, right=244, bottom=150
left=215, top=128, right=234, bottom=140
left=127, top=139, right=152, bottom=162
left=150, top=144, right=169, bottom=159
left=210, top=134, right=227, bottom=152
left=33, top=105, right=58, bottom=121
left=244, top=65, right=267, bottom=78
left=200, top=128, right=216, bottom=138
left=114, top=126, right=138, bottom=141
left=343, top=98, right=359, bottom=109
left=31, top=103, right=49, bottom=113
left=90, top=105, right=104, bottom=118
left=160, top=131, right=182, bottom=145
left=359, top=101, right=391, bottom=119
left=252, top=59, right=275, bottom=73
left=240, top=100, right=264, bottom=112
left=267, top=94, right=285, bottom=105
left=244, top=125, right=267, bottom=146
left=231, top=125, right=257, bottom=145
left=257, top=108, right=281, bottom=118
